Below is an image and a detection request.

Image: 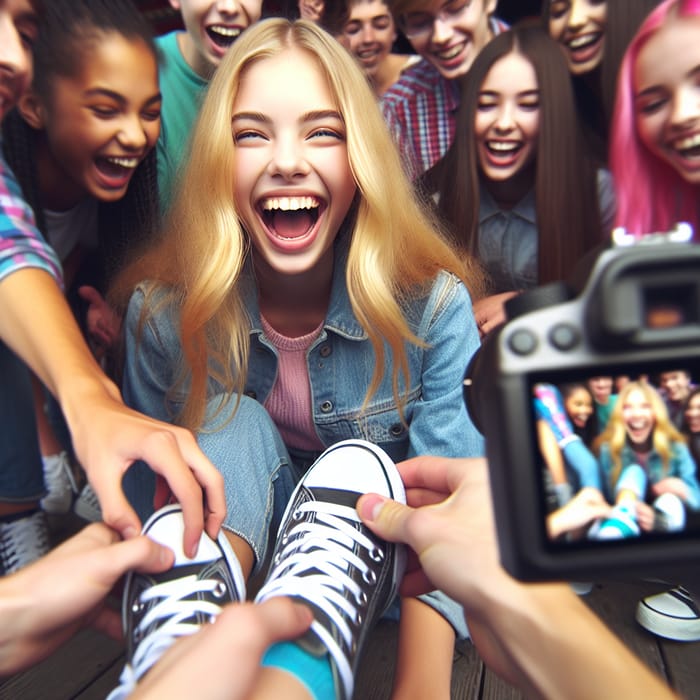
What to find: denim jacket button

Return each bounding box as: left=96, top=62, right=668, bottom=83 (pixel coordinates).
left=320, top=400, right=333, bottom=413
left=319, top=345, right=332, bottom=358
left=389, top=423, right=404, bottom=437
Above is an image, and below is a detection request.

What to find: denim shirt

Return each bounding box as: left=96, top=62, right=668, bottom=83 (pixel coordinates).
left=477, top=169, right=616, bottom=293
left=598, top=442, right=700, bottom=510
left=123, top=239, right=485, bottom=466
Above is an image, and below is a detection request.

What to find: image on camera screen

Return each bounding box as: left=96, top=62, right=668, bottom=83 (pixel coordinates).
left=532, top=363, right=700, bottom=547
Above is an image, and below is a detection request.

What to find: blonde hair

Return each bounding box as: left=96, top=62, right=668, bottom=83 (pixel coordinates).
left=594, top=380, right=686, bottom=487
left=122, top=18, right=483, bottom=430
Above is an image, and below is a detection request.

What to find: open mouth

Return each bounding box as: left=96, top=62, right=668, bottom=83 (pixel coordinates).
left=206, top=25, right=242, bottom=49
left=259, top=196, right=322, bottom=240
left=484, top=140, right=524, bottom=164
left=357, top=46, right=381, bottom=61
left=95, top=155, right=139, bottom=181
left=566, top=31, right=602, bottom=52
left=565, top=31, right=603, bottom=63
left=672, top=133, right=700, bottom=160
left=434, top=41, right=466, bottom=62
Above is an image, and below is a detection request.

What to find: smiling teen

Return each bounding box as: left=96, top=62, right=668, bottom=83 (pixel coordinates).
left=544, top=0, right=663, bottom=162
left=427, top=22, right=613, bottom=336
left=2, top=0, right=163, bottom=520
left=381, top=0, right=508, bottom=178
left=115, top=17, right=486, bottom=700
left=156, top=0, right=263, bottom=210
left=331, top=0, right=418, bottom=98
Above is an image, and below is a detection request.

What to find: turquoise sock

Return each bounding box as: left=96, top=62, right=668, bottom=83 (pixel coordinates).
left=261, top=641, right=335, bottom=700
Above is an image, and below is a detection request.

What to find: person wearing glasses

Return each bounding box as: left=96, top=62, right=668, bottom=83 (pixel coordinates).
left=381, top=0, right=507, bottom=179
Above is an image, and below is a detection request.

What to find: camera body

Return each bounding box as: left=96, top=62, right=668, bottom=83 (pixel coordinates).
left=466, top=229, right=700, bottom=581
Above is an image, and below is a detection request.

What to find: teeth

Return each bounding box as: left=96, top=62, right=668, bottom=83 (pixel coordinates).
left=436, top=44, right=463, bottom=61
left=674, top=133, right=700, bottom=151
left=568, top=33, right=597, bottom=49
left=106, top=156, right=138, bottom=168
left=262, top=196, right=320, bottom=211
left=209, top=25, right=241, bottom=38
left=487, top=141, right=520, bottom=153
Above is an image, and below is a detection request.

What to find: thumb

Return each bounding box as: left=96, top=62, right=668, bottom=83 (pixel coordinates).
left=357, top=493, right=413, bottom=545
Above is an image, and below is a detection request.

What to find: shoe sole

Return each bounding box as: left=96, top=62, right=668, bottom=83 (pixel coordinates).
left=636, top=604, right=700, bottom=642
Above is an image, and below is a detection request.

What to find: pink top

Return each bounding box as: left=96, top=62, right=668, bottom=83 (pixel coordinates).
left=260, top=316, right=325, bottom=452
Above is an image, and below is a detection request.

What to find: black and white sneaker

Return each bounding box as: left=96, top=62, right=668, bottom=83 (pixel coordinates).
left=0, top=510, right=50, bottom=575
left=255, top=439, right=406, bottom=700
left=107, top=505, right=245, bottom=699
left=636, top=586, right=700, bottom=642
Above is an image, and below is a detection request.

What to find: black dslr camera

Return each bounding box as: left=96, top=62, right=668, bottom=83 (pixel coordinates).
left=465, top=226, right=700, bottom=581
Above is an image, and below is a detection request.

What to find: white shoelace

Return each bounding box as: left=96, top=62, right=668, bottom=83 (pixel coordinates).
left=257, top=500, right=383, bottom=698
left=107, top=574, right=227, bottom=700
left=0, top=512, right=49, bottom=573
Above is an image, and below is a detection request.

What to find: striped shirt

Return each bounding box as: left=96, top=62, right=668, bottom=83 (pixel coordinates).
left=0, top=149, right=62, bottom=287
left=381, top=17, right=509, bottom=179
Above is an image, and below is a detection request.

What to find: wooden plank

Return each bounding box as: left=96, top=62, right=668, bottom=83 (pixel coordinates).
left=584, top=581, right=669, bottom=682
left=451, top=642, right=488, bottom=699
left=0, top=628, right=122, bottom=700
left=74, top=657, right=124, bottom=700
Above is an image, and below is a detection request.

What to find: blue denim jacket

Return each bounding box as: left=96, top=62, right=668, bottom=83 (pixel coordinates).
left=598, top=442, right=700, bottom=510
left=477, top=169, right=616, bottom=293
left=123, top=238, right=484, bottom=464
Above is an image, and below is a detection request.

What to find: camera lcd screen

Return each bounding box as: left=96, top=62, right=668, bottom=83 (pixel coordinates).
left=530, top=359, right=700, bottom=551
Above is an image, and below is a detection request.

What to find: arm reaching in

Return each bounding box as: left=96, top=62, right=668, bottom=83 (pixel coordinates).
left=0, top=269, right=225, bottom=556
left=0, top=523, right=173, bottom=674
left=357, top=456, right=675, bottom=700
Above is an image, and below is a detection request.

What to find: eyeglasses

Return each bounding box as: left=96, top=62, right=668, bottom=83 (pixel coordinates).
left=398, top=0, right=474, bottom=39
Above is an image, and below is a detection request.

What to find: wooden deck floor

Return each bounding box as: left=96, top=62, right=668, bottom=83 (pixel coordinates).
left=1, top=518, right=699, bottom=699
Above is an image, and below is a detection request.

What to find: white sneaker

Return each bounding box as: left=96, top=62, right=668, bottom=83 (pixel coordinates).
left=107, top=505, right=245, bottom=700
left=255, top=439, right=407, bottom=700
left=0, top=510, right=50, bottom=574
left=40, top=451, right=78, bottom=514
left=652, top=493, right=686, bottom=532
left=74, top=483, right=102, bottom=522
left=636, top=586, right=700, bottom=642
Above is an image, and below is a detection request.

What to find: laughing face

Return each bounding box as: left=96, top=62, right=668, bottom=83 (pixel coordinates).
left=232, top=49, right=357, bottom=281
left=564, top=386, right=593, bottom=429
left=474, top=51, right=540, bottom=184
left=171, top=0, right=263, bottom=77
left=28, top=32, right=160, bottom=209
left=659, top=370, right=691, bottom=403
left=400, top=0, right=498, bottom=80
left=548, top=0, right=607, bottom=76
left=340, top=0, right=397, bottom=80
left=634, top=15, right=700, bottom=185
left=622, top=388, right=655, bottom=447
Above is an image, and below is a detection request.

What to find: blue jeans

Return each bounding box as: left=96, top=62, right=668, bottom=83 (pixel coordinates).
left=0, top=341, right=45, bottom=502
left=123, top=394, right=469, bottom=638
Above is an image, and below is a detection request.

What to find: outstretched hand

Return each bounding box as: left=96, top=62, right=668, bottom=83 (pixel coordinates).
left=129, top=598, right=313, bottom=699
left=357, top=456, right=502, bottom=604
left=67, top=378, right=226, bottom=557
left=0, top=523, right=174, bottom=675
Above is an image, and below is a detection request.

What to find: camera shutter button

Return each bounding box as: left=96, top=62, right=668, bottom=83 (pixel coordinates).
left=549, top=324, right=580, bottom=351
left=507, top=329, right=538, bottom=355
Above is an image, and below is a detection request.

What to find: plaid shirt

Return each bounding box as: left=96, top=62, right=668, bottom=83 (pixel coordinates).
left=0, top=149, right=62, bottom=287
left=381, top=17, right=508, bottom=179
